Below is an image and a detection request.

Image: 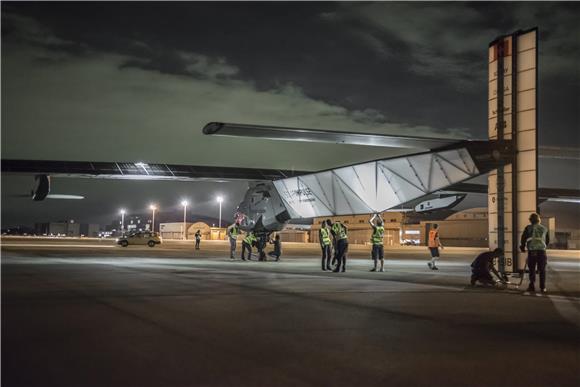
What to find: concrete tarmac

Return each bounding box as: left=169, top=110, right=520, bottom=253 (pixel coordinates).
left=2, top=238, right=579, bottom=387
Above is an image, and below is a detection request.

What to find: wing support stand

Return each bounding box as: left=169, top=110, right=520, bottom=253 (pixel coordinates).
left=488, top=28, right=538, bottom=274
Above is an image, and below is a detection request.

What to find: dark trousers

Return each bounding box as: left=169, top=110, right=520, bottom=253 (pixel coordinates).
left=241, top=242, right=252, bottom=260
left=528, top=250, right=547, bottom=289
left=334, top=239, right=348, bottom=271
left=229, top=237, right=237, bottom=258
left=321, top=245, right=332, bottom=269
left=331, top=241, right=338, bottom=265
left=471, top=270, right=494, bottom=285
left=195, top=239, right=200, bottom=249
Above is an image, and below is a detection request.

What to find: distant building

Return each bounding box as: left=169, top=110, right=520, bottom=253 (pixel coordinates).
left=34, top=221, right=99, bottom=237
left=80, top=223, right=101, bottom=237
left=159, top=222, right=226, bottom=240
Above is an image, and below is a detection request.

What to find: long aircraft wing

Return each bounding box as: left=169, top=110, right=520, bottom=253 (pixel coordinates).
left=1, top=160, right=309, bottom=181
left=203, top=122, right=458, bottom=150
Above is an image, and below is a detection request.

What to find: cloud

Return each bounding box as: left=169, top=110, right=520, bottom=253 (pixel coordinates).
left=323, top=3, right=580, bottom=89
left=2, top=13, right=471, bottom=173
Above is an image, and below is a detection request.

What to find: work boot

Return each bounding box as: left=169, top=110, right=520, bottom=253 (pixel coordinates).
left=379, top=267, right=384, bottom=272
left=326, top=266, right=332, bottom=271
left=370, top=268, right=377, bottom=272
left=526, top=285, right=535, bottom=292
left=541, top=288, right=547, bottom=293
left=428, top=262, right=433, bottom=270
left=432, top=266, right=439, bottom=270
left=322, top=267, right=327, bottom=271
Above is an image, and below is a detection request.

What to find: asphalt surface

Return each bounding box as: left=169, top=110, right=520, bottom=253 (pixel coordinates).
left=2, top=238, right=580, bottom=387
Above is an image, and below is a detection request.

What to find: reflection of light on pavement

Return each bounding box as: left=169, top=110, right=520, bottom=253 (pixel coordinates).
left=547, top=295, right=580, bottom=327
left=1, top=244, right=116, bottom=248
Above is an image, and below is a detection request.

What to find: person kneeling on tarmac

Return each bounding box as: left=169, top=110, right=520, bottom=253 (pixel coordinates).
left=470, top=248, right=504, bottom=286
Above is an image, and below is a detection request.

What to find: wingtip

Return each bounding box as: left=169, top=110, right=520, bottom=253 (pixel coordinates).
left=202, top=122, right=224, bottom=135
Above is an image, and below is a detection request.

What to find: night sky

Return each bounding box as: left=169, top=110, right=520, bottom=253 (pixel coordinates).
left=1, top=2, right=579, bottom=228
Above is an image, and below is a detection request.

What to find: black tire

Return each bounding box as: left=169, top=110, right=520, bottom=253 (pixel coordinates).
left=147, top=240, right=156, bottom=247
left=121, top=240, right=128, bottom=247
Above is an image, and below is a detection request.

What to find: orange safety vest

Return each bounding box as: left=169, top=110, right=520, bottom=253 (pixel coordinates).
left=428, top=230, right=439, bottom=248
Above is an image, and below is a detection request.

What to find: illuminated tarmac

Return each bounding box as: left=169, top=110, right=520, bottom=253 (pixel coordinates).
left=2, top=238, right=579, bottom=387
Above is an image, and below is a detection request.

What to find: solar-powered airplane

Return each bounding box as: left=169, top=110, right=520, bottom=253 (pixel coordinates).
left=2, top=122, right=576, bottom=232
left=1, top=27, right=578, bottom=273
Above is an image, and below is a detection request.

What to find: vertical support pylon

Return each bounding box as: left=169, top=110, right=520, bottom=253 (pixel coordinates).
left=488, top=28, right=538, bottom=273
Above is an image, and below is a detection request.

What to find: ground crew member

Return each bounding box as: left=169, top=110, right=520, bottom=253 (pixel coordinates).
left=470, top=248, right=503, bottom=286
left=331, top=220, right=348, bottom=272
left=427, top=224, right=443, bottom=270
left=227, top=222, right=240, bottom=259
left=328, top=219, right=338, bottom=267
left=268, top=234, right=282, bottom=261
left=369, top=213, right=385, bottom=272
left=257, top=233, right=268, bottom=261
left=520, top=213, right=550, bottom=293
left=194, top=230, right=201, bottom=250
left=319, top=220, right=332, bottom=271
left=241, top=231, right=257, bottom=261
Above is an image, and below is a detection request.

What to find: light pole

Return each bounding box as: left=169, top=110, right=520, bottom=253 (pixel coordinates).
left=181, top=200, right=188, bottom=240
left=216, top=196, right=223, bottom=228
left=119, top=209, right=126, bottom=235
left=149, top=204, right=157, bottom=232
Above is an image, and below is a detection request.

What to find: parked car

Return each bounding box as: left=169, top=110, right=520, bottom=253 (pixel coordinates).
left=117, top=231, right=162, bottom=247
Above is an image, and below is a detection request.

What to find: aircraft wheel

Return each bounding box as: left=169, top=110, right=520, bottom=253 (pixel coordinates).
left=121, top=240, right=128, bottom=247
left=148, top=240, right=156, bottom=247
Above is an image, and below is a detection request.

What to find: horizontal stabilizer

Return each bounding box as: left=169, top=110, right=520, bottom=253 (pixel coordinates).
left=203, top=122, right=460, bottom=150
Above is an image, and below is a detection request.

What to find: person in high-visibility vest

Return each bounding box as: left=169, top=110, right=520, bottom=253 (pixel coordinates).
left=520, top=213, right=550, bottom=293
left=241, top=231, right=257, bottom=261
left=227, top=223, right=240, bottom=259
left=427, top=224, right=443, bottom=270
left=194, top=230, right=202, bottom=250
left=330, top=220, right=348, bottom=272
left=369, top=213, right=385, bottom=272
left=319, top=220, right=332, bottom=271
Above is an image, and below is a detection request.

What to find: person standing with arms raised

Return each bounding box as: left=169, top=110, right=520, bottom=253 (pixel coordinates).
left=369, top=213, right=385, bottom=272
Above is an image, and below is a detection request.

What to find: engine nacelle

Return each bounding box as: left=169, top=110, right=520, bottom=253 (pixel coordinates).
left=31, top=175, right=50, bottom=201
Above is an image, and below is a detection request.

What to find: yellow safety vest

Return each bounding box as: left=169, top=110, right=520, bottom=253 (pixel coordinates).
left=332, top=222, right=347, bottom=240
left=371, top=226, right=384, bottom=245
left=244, top=233, right=256, bottom=245
left=229, top=226, right=239, bottom=237
left=526, top=223, right=547, bottom=251
left=320, top=227, right=331, bottom=246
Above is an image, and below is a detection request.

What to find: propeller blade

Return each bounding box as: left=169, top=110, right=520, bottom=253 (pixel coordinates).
left=45, top=194, right=85, bottom=200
